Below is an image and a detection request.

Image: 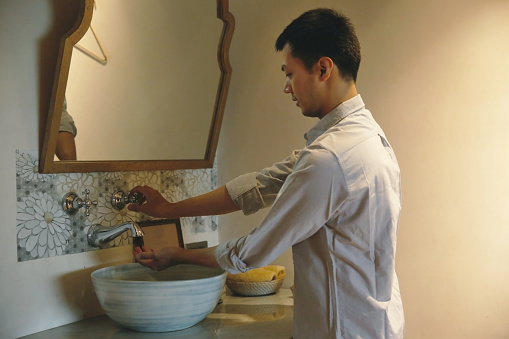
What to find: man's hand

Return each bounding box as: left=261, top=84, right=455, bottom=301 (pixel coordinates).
left=127, top=186, right=174, bottom=218
left=133, top=246, right=182, bottom=271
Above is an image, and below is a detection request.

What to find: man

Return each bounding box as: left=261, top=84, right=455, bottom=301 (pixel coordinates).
left=130, top=8, right=404, bottom=338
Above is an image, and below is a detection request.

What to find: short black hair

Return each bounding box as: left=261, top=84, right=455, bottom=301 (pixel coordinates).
left=275, top=8, right=361, bottom=82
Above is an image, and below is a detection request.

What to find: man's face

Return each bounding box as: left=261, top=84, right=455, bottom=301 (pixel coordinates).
left=281, top=44, right=325, bottom=119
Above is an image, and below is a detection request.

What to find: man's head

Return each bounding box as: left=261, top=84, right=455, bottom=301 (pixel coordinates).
left=275, top=8, right=361, bottom=83
left=276, top=9, right=361, bottom=119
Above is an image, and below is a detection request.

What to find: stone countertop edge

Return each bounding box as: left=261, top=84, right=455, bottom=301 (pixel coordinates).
left=19, top=288, right=294, bottom=339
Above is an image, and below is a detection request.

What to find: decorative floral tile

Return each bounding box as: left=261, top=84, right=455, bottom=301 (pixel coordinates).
left=15, top=150, right=218, bottom=262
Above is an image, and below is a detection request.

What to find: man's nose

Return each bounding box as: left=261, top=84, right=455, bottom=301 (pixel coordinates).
left=284, top=80, right=292, bottom=94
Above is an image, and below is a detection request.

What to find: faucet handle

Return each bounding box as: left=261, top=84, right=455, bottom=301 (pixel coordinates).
left=129, top=191, right=146, bottom=205
left=82, top=189, right=98, bottom=216
left=62, top=189, right=97, bottom=217
left=111, top=190, right=146, bottom=210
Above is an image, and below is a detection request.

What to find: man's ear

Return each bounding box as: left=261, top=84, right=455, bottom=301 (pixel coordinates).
left=317, top=57, right=334, bottom=81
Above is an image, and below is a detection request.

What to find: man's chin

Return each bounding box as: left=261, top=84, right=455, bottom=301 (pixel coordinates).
left=301, top=109, right=322, bottom=119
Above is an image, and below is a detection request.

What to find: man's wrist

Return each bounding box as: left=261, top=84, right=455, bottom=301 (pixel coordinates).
left=179, top=247, right=220, bottom=269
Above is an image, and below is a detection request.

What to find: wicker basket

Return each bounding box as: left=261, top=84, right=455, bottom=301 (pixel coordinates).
left=226, top=277, right=284, bottom=297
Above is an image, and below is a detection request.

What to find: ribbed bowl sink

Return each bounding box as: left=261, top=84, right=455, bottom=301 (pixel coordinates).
left=91, top=263, right=226, bottom=332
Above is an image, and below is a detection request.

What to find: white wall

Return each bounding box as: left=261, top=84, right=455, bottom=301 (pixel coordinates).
left=218, top=0, right=509, bottom=338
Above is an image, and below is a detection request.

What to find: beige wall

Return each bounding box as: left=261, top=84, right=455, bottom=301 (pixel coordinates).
left=218, top=0, right=509, bottom=338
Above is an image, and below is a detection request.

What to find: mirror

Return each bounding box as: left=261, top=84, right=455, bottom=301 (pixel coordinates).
left=40, top=0, right=234, bottom=173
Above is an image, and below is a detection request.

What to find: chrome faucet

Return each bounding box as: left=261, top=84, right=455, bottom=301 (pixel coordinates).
left=111, top=190, right=146, bottom=210
left=87, top=222, right=145, bottom=249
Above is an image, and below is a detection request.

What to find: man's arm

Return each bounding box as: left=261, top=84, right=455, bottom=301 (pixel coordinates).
left=55, top=131, right=77, bottom=160
left=215, top=148, right=345, bottom=271
left=133, top=246, right=220, bottom=271
left=128, top=185, right=240, bottom=219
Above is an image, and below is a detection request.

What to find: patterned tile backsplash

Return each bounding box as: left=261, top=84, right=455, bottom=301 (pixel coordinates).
left=15, top=150, right=218, bottom=262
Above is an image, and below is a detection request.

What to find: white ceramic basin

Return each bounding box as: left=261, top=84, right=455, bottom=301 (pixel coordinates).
left=91, top=263, right=226, bottom=332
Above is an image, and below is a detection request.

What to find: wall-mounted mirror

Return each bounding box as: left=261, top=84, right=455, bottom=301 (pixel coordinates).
left=40, top=0, right=234, bottom=173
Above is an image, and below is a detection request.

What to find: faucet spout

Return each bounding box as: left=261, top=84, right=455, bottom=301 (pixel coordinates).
left=87, top=222, right=145, bottom=248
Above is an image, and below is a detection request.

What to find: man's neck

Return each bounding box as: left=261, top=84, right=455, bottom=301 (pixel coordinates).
left=320, top=82, right=358, bottom=119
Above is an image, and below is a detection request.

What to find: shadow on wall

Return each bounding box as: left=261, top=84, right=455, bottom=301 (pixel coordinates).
left=58, top=250, right=133, bottom=319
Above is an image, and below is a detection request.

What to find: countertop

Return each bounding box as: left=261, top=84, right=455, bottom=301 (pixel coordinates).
left=20, top=289, right=294, bottom=339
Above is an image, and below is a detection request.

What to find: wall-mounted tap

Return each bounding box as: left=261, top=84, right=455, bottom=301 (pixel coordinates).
left=87, top=222, right=145, bottom=249
left=62, top=189, right=97, bottom=217
left=111, top=190, right=146, bottom=210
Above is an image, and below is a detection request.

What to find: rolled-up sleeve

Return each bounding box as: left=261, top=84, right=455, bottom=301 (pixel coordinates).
left=59, top=98, right=77, bottom=136
left=214, top=230, right=254, bottom=274
left=225, top=150, right=301, bottom=215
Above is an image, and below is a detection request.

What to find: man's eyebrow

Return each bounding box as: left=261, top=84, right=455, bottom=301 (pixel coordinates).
left=281, top=65, right=286, bottom=72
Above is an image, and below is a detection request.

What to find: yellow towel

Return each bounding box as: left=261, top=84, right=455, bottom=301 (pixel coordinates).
left=263, top=265, right=285, bottom=279
left=227, top=265, right=285, bottom=282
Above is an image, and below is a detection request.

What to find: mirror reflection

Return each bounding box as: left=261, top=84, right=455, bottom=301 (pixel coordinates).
left=65, top=0, right=220, bottom=161
left=40, top=0, right=234, bottom=173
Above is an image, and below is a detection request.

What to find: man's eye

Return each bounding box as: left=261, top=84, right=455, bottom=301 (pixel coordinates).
left=286, top=73, right=292, bottom=78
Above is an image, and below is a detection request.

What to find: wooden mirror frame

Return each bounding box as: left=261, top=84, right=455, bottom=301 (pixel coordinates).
left=40, top=0, right=234, bottom=173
